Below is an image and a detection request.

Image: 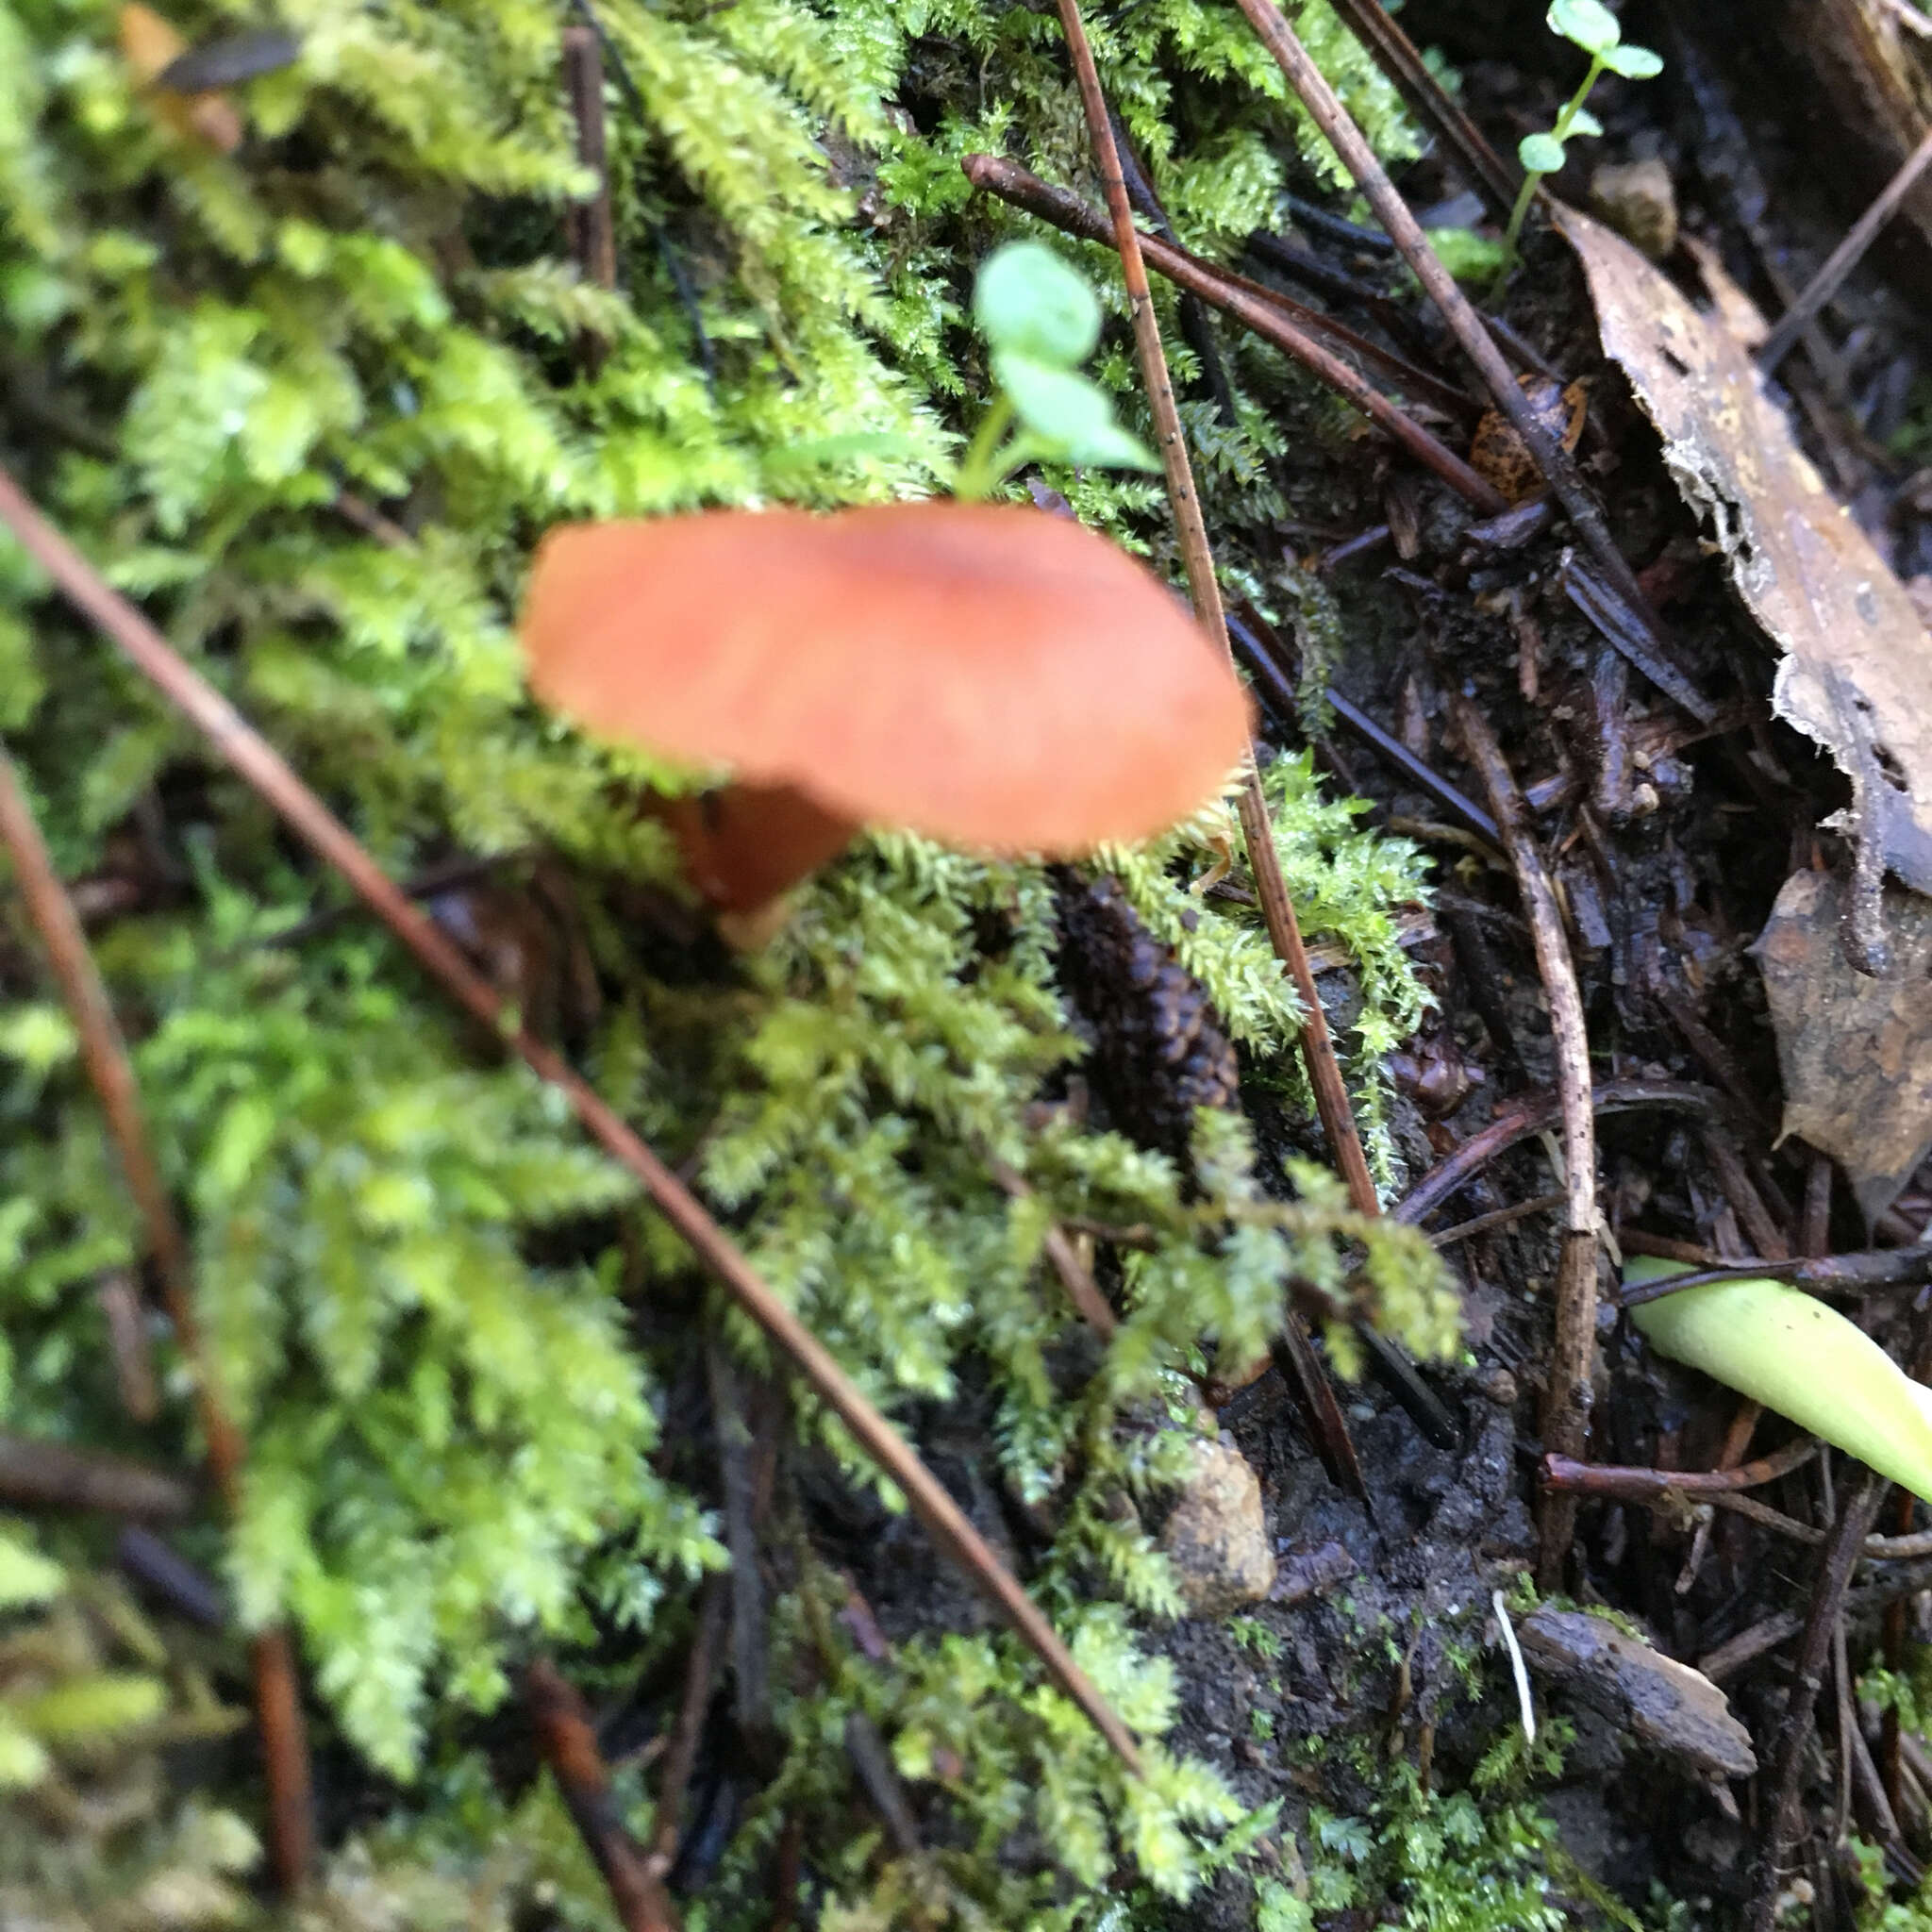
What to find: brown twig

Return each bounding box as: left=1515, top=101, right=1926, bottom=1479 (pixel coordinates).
left=1229, top=0, right=1702, bottom=717
left=526, top=1657, right=682, bottom=1932
left=1750, top=1469, right=1892, bottom=1932
left=1044, top=24, right=1381, bottom=1224
left=95, top=1269, right=158, bottom=1423
left=562, top=24, right=618, bottom=375
left=648, top=1576, right=728, bottom=1874
left=1392, top=1079, right=1724, bottom=1226
left=1270, top=1323, right=1369, bottom=1500
left=1323, top=0, right=1518, bottom=212
left=0, top=462, right=1143, bottom=1776
left=1611, top=1243, right=1932, bottom=1309
left=990, top=1160, right=1119, bottom=1337
left=1758, top=125, right=1932, bottom=375
left=0, top=1433, right=192, bottom=1521
left=961, top=155, right=1500, bottom=510
left=1450, top=697, right=1596, bottom=1589
left=1224, top=608, right=1502, bottom=841
left=1428, top=1191, right=1565, bottom=1250
left=844, top=1709, right=924, bottom=1856
left=1699, top=1124, right=1790, bottom=1262
left=1541, top=1437, right=1818, bottom=1501
left=0, top=740, right=314, bottom=1895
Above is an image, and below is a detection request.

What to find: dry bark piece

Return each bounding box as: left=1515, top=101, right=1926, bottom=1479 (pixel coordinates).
left=1518, top=1607, right=1757, bottom=1780
left=1753, top=868, right=1932, bottom=1224
left=1159, top=1437, right=1276, bottom=1616
left=521, top=505, right=1252, bottom=907
left=1557, top=207, right=1932, bottom=895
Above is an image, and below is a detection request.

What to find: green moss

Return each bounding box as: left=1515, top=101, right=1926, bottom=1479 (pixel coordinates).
left=1, top=0, right=1457, bottom=1919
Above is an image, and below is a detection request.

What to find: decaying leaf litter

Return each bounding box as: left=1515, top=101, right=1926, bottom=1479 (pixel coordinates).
left=14, top=0, right=1932, bottom=1925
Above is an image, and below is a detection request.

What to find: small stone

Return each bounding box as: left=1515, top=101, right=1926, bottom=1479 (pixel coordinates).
left=1589, top=158, right=1678, bottom=261
left=1518, top=1607, right=1757, bottom=1779
left=1161, top=1438, right=1275, bottom=1616
left=1478, top=1366, right=1519, bottom=1407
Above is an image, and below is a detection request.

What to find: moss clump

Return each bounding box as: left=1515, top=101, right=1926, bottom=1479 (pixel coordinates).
left=2, top=0, right=1453, bottom=1920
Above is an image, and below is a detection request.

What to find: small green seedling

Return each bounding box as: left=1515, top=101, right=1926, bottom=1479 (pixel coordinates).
left=1626, top=1257, right=1932, bottom=1501
left=957, top=241, right=1159, bottom=498
left=1495, top=0, right=1662, bottom=287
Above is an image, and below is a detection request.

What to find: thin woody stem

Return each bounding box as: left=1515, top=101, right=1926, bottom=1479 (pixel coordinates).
left=0, top=460, right=1143, bottom=1779
left=1452, top=696, right=1598, bottom=1590
left=1051, top=0, right=1382, bottom=1222
left=0, top=740, right=314, bottom=1896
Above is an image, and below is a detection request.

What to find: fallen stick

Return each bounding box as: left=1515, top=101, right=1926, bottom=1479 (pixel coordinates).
left=526, top=1657, right=682, bottom=1932
left=1450, top=696, right=1598, bottom=1591
left=0, top=741, right=314, bottom=1893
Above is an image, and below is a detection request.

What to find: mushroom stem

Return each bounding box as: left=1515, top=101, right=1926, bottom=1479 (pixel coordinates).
left=660, top=781, right=860, bottom=917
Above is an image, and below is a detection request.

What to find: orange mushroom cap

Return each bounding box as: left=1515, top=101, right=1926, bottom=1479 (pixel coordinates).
left=520, top=502, right=1252, bottom=857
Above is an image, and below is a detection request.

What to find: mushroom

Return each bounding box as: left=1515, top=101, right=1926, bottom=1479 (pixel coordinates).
left=520, top=501, right=1251, bottom=920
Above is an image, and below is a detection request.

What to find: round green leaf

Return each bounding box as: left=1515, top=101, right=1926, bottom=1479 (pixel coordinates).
left=1565, top=106, right=1604, bottom=139
left=1518, top=132, right=1568, bottom=175
left=1546, top=0, right=1620, bottom=52
left=973, top=242, right=1101, bottom=368
left=1602, top=42, right=1663, bottom=78
left=991, top=353, right=1159, bottom=471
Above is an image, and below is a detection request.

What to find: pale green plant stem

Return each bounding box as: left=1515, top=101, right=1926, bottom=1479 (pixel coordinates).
left=1495, top=53, right=1606, bottom=286
left=953, top=393, right=1014, bottom=500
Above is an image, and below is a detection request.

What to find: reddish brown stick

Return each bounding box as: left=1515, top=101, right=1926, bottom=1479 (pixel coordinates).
left=0, top=741, right=314, bottom=1897
left=0, top=462, right=1141, bottom=1777
left=1541, top=1437, right=1818, bottom=1500
left=526, top=1657, right=682, bottom=1932
left=1451, top=697, right=1596, bottom=1589
left=1050, top=1, right=1380, bottom=1224
left=1229, top=0, right=1705, bottom=720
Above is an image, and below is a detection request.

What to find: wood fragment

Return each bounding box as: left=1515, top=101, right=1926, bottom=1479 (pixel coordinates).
left=0, top=463, right=1145, bottom=1778
left=0, top=738, right=314, bottom=1895
left=526, top=1657, right=683, bottom=1932
left=1759, top=123, right=1932, bottom=374
left=1048, top=1, right=1381, bottom=1228
left=1750, top=1469, right=1892, bottom=1931
left=1541, top=1437, right=1818, bottom=1500
left=1450, top=698, right=1597, bottom=1589
left=0, top=1433, right=192, bottom=1521
left=648, top=1576, right=728, bottom=1873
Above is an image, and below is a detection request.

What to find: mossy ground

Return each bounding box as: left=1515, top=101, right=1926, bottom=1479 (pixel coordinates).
left=0, top=0, right=1658, bottom=1924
